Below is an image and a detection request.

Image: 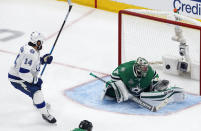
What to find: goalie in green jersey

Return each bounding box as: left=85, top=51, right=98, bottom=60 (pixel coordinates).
left=102, top=57, right=185, bottom=107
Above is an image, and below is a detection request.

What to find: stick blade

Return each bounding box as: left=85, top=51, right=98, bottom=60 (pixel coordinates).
left=155, top=98, right=169, bottom=111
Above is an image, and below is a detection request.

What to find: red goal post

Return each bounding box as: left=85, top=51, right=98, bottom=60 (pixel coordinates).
left=118, top=9, right=201, bottom=95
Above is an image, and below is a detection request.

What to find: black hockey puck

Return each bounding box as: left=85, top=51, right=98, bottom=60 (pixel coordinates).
left=166, top=64, right=170, bottom=69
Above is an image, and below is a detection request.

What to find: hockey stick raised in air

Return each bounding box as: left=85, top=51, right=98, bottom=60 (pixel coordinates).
left=40, top=0, right=73, bottom=77
left=90, top=72, right=169, bottom=112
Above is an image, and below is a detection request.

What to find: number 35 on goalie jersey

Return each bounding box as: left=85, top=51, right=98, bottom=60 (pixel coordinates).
left=12, top=45, right=41, bottom=84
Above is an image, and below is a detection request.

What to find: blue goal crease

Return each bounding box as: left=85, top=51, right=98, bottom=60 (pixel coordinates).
left=65, top=76, right=201, bottom=115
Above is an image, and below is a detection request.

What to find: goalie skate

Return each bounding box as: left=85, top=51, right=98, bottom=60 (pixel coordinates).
left=42, top=113, right=57, bottom=124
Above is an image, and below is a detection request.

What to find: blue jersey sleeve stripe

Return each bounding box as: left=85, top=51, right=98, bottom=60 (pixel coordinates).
left=19, top=67, right=30, bottom=73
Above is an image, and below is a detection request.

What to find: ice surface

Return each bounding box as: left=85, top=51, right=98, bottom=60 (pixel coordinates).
left=65, top=76, right=201, bottom=115
left=0, top=0, right=201, bottom=131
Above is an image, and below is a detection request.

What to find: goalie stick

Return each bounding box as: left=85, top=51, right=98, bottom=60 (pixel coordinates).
left=89, top=72, right=169, bottom=112
left=40, top=0, right=73, bottom=77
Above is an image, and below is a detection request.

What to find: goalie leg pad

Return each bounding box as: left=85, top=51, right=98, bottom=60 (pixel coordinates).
left=140, top=87, right=185, bottom=106
left=102, top=80, right=130, bottom=103
left=101, top=81, right=116, bottom=101
left=170, top=87, right=185, bottom=102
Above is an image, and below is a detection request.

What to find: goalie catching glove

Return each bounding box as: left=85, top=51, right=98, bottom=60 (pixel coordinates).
left=152, top=79, right=169, bottom=91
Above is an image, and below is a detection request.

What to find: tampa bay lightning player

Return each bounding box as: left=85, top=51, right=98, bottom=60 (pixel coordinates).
left=8, top=31, right=56, bottom=124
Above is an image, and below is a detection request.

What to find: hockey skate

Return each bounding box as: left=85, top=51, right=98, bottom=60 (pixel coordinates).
left=42, top=113, right=57, bottom=124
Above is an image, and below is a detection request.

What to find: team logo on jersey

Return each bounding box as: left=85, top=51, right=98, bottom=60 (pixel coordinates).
left=20, top=47, right=24, bottom=53
left=131, top=86, right=141, bottom=94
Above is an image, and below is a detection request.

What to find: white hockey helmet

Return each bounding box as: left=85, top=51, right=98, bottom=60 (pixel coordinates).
left=29, top=31, right=45, bottom=50
left=134, top=57, right=149, bottom=77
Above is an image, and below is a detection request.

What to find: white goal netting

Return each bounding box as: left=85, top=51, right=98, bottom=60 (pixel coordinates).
left=119, top=9, right=200, bottom=64
left=119, top=9, right=201, bottom=95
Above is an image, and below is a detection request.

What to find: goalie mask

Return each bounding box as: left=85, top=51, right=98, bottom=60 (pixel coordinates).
left=134, top=57, right=149, bottom=77
left=28, top=31, right=45, bottom=50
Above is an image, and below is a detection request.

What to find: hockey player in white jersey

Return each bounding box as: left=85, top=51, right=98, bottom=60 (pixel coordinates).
left=8, top=31, right=56, bottom=123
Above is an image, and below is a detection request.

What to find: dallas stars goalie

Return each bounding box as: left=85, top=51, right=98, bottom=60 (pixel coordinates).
left=102, top=57, right=185, bottom=107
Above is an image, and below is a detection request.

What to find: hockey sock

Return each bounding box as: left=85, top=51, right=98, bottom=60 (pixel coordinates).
left=33, top=90, right=48, bottom=115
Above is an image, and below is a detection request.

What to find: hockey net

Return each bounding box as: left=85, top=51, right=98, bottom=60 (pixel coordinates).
left=118, top=9, right=201, bottom=95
